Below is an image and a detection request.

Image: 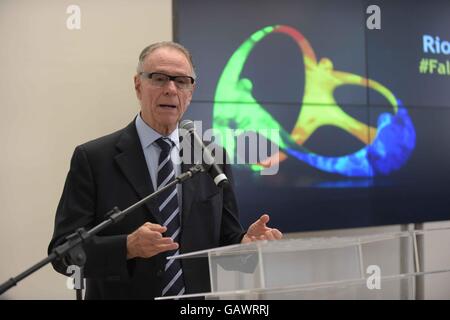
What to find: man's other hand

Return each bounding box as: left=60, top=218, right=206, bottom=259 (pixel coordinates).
left=126, top=222, right=178, bottom=259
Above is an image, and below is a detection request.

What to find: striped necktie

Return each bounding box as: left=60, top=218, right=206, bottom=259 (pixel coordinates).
left=155, top=137, right=185, bottom=297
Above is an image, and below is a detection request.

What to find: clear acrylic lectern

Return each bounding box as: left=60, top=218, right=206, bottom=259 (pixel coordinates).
left=156, top=227, right=450, bottom=300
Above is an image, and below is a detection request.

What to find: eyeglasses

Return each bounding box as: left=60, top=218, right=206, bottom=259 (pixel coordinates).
left=139, top=72, right=195, bottom=90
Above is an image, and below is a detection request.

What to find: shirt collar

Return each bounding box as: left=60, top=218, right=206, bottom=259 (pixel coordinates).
left=135, top=113, right=180, bottom=150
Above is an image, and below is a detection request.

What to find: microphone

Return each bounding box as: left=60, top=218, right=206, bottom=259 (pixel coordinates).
left=179, top=120, right=229, bottom=188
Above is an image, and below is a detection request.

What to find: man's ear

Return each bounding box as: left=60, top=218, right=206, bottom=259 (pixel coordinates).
left=134, top=74, right=142, bottom=100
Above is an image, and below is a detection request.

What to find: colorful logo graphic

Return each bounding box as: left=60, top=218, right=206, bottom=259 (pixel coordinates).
left=212, top=25, right=416, bottom=177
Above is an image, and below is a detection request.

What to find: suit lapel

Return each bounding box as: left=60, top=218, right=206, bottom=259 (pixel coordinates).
left=114, top=121, right=162, bottom=225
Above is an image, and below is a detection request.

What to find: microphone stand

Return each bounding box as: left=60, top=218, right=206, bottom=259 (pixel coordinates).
left=0, top=164, right=205, bottom=299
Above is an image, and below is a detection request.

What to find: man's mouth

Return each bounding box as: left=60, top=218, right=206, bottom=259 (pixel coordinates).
left=159, top=104, right=177, bottom=109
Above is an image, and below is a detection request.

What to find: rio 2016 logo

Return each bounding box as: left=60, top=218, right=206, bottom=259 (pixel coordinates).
left=213, top=25, right=416, bottom=178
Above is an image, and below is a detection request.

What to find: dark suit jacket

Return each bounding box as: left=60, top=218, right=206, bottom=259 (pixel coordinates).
left=48, top=120, right=245, bottom=299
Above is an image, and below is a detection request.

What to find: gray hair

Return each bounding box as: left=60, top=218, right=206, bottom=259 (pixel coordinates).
left=136, top=41, right=196, bottom=79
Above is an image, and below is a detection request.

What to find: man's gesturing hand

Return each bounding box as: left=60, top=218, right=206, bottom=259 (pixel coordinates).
left=241, top=214, right=283, bottom=244
left=126, top=222, right=178, bottom=259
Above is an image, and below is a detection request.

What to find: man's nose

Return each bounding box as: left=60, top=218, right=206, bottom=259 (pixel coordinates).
left=163, top=80, right=178, bottom=94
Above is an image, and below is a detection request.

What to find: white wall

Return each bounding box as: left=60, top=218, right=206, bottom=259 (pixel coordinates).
left=0, top=0, right=172, bottom=299
left=421, top=220, right=450, bottom=299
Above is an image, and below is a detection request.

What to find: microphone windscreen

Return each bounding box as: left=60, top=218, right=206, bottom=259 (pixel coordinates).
left=179, top=119, right=195, bottom=131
